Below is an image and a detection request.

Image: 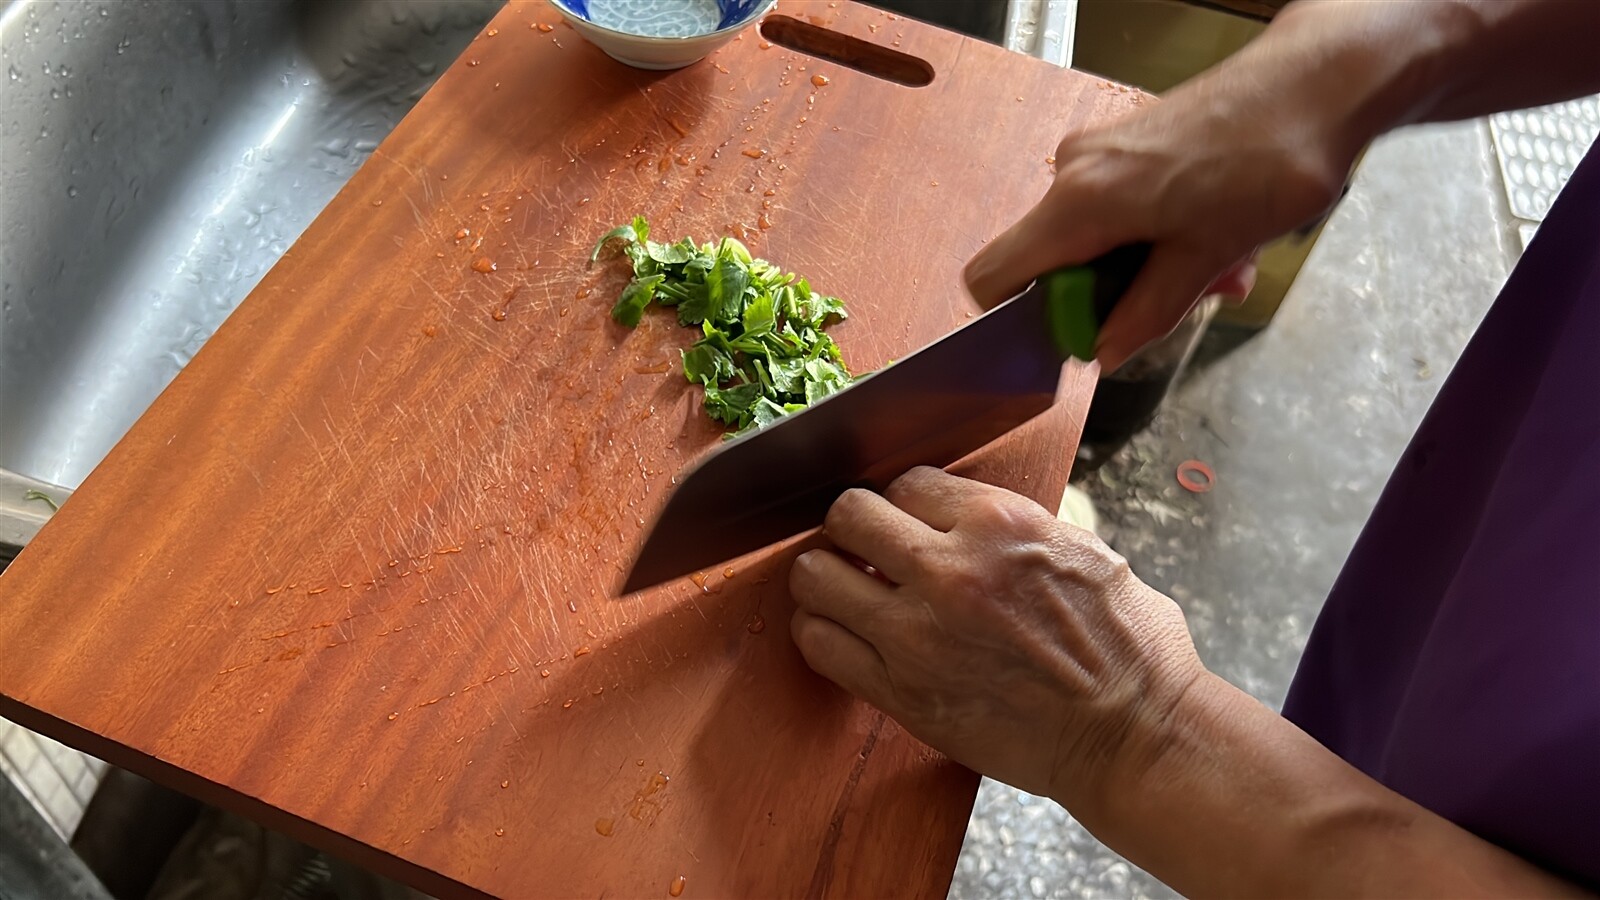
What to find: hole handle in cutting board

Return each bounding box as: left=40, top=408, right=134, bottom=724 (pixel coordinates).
left=759, top=14, right=936, bottom=86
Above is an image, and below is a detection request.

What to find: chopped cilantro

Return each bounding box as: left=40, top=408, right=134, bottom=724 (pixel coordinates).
left=593, top=219, right=858, bottom=436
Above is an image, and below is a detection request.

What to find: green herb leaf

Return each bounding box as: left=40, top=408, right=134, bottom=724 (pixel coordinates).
left=675, top=282, right=716, bottom=326
left=647, top=237, right=697, bottom=265
left=803, top=357, right=851, bottom=405
left=591, top=216, right=650, bottom=263
left=703, top=381, right=763, bottom=427
left=594, top=218, right=862, bottom=435
left=768, top=356, right=807, bottom=394
left=741, top=292, right=775, bottom=337
left=682, top=343, right=735, bottom=385
left=706, top=253, right=751, bottom=326
left=611, top=274, right=664, bottom=327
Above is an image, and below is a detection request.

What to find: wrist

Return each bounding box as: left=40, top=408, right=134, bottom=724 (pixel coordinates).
left=1044, top=642, right=1218, bottom=828
left=1061, top=666, right=1228, bottom=821
left=1270, top=1, right=1487, bottom=163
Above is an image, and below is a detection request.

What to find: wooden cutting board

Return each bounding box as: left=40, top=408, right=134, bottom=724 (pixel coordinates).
left=0, top=3, right=1145, bottom=897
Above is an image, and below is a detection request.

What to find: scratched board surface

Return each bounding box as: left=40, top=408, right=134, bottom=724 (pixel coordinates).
left=0, top=2, right=1145, bottom=897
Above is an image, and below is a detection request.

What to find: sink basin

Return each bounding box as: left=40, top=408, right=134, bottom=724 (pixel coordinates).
left=0, top=0, right=503, bottom=847
left=0, top=0, right=502, bottom=491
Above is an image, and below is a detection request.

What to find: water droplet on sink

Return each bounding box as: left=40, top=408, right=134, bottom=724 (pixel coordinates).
left=7, top=66, right=19, bottom=81
left=66, top=185, right=77, bottom=198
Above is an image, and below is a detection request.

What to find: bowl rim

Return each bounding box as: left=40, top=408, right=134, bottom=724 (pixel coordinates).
left=547, top=0, right=778, bottom=44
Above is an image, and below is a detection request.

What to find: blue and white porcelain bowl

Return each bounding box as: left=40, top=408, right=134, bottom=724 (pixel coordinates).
left=549, top=0, right=776, bottom=70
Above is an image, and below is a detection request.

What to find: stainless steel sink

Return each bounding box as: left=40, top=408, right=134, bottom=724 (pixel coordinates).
left=0, top=0, right=500, bottom=845
left=1, top=0, right=501, bottom=496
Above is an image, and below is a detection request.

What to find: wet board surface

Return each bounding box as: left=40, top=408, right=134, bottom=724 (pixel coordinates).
left=0, top=2, right=1147, bottom=897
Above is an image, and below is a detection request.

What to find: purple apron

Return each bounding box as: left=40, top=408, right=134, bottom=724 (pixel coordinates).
left=1283, top=143, right=1600, bottom=885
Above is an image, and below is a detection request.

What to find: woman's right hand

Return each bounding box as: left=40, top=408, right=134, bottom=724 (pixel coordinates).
left=964, top=3, right=1368, bottom=372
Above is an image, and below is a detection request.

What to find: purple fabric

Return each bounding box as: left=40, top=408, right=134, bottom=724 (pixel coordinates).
left=1282, top=143, right=1600, bottom=886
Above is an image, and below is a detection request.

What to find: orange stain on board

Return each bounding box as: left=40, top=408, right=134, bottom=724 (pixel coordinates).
left=595, top=817, right=615, bottom=836
left=669, top=875, right=687, bottom=897
left=741, top=148, right=764, bottom=159
left=574, top=645, right=592, bottom=657
left=472, top=257, right=497, bottom=273
left=634, top=361, right=671, bottom=375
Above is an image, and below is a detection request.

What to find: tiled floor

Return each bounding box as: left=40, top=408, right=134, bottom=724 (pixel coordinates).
left=0, top=721, right=107, bottom=839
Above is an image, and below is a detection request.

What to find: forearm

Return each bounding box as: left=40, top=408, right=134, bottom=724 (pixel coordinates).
left=1070, top=673, right=1584, bottom=898
left=1177, top=1, right=1600, bottom=182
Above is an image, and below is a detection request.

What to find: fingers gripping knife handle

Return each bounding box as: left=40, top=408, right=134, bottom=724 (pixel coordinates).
left=1042, top=243, right=1152, bottom=362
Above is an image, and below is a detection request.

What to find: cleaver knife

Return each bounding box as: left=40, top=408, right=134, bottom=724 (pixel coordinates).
left=620, top=244, right=1150, bottom=595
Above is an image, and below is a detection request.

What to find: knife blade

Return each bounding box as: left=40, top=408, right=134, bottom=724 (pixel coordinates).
left=619, top=244, right=1149, bottom=594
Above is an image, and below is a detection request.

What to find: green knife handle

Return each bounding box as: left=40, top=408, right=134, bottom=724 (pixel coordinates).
left=1042, top=243, right=1152, bottom=362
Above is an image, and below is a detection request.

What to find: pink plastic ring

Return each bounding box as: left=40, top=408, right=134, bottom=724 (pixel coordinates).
left=1176, top=460, right=1215, bottom=493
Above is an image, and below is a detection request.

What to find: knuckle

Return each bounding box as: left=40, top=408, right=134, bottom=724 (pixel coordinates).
left=788, top=550, right=825, bottom=601
left=1049, top=524, right=1133, bottom=583
left=825, top=488, right=873, bottom=532
left=886, top=466, right=938, bottom=502
left=904, top=535, right=947, bottom=574
left=965, top=494, right=1034, bottom=535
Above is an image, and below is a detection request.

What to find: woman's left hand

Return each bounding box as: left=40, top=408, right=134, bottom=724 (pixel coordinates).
left=787, top=466, right=1204, bottom=810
